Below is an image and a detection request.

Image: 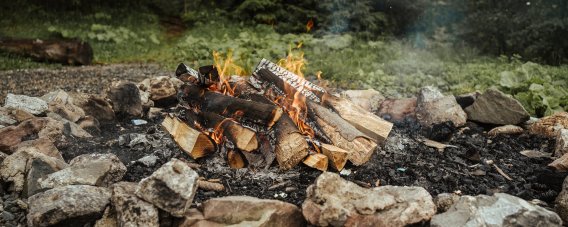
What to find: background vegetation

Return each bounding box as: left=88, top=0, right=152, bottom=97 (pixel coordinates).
left=0, top=0, right=567, bottom=116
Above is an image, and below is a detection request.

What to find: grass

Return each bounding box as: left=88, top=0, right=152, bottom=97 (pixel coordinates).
left=1, top=3, right=567, bottom=117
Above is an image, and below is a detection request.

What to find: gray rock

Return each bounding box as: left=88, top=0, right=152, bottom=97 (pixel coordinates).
left=302, top=172, right=436, bottom=227
left=415, top=86, right=467, bottom=127
left=0, top=150, right=67, bottom=193
left=4, top=94, right=48, bottom=115
left=200, top=196, right=304, bottom=227
left=137, top=154, right=158, bottom=167
left=107, top=81, right=143, bottom=117
left=111, top=182, right=159, bottom=227
left=465, top=88, right=530, bottom=125
left=555, top=129, right=568, bottom=157
left=431, top=193, right=562, bottom=227
left=0, top=108, right=17, bottom=126
left=27, top=185, right=111, bottom=227
left=556, top=176, right=568, bottom=223
left=71, top=92, right=115, bottom=122
left=94, top=207, right=118, bottom=227
left=1, top=211, right=15, bottom=221
left=39, top=153, right=126, bottom=189
left=434, top=193, right=461, bottom=213
left=12, top=137, right=64, bottom=161
left=0, top=152, right=6, bottom=165
left=41, top=90, right=86, bottom=122
left=135, top=158, right=199, bottom=217
left=24, top=158, right=58, bottom=198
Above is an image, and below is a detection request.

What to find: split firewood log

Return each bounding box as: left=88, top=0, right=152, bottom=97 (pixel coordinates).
left=303, top=153, right=328, bottom=171
left=273, top=115, right=309, bottom=170
left=227, top=149, right=246, bottom=169
left=179, top=84, right=283, bottom=127
left=321, top=143, right=349, bottom=171
left=161, top=115, right=216, bottom=159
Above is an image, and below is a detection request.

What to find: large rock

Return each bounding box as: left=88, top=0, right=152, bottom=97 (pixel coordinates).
left=48, top=112, right=93, bottom=138
left=39, top=153, right=126, bottom=189
left=111, top=182, right=159, bottom=227
left=24, top=158, right=58, bottom=197
left=12, top=137, right=63, bottom=161
left=107, top=81, right=143, bottom=117
left=0, top=108, right=17, bottom=126
left=37, top=117, right=65, bottom=142
left=0, top=149, right=67, bottom=193
left=197, top=196, right=304, bottom=227
left=434, top=193, right=461, bottom=213
left=138, top=76, right=183, bottom=102
left=415, top=86, right=467, bottom=127
left=27, top=185, right=111, bottom=227
left=0, top=118, right=48, bottom=153
left=302, top=172, right=435, bottom=227
left=340, top=89, right=384, bottom=112
left=556, top=176, right=568, bottom=223
left=71, top=92, right=115, bottom=122
left=4, top=94, right=48, bottom=115
left=529, top=112, right=568, bottom=137
left=549, top=152, right=568, bottom=172
left=465, top=88, right=530, bottom=125
left=556, top=129, right=568, bottom=157
left=377, top=97, right=417, bottom=122
left=41, top=90, right=86, bottom=122
left=135, top=158, right=199, bottom=217
left=431, top=193, right=562, bottom=227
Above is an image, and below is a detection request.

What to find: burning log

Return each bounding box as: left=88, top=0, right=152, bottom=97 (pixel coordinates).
left=303, top=153, right=328, bottom=171
left=184, top=110, right=258, bottom=152
left=274, top=115, right=309, bottom=170
left=0, top=38, right=93, bottom=65
left=179, top=84, right=283, bottom=128
left=308, top=101, right=378, bottom=166
left=161, top=115, right=216, bottom=159
left=321, top=143, right=349, bottom=171
left=252, top=59, right=392, bottom=143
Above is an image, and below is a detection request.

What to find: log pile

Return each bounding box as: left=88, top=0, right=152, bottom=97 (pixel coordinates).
left=164, top=59, right=393, bottom=171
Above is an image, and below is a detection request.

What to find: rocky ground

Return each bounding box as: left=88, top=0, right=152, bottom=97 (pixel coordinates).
left=1, top=65, right=568, bottom=226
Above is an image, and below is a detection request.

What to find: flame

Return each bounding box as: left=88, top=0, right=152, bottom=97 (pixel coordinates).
left=306, top=19, right=314, bottom=32
left=209, top=118, right=234, bottom=144
left=278, top=46, right=306, bottom=78
left=212, top=50, right=246, bottom=96
left=289, top=89, right=314, bottom=138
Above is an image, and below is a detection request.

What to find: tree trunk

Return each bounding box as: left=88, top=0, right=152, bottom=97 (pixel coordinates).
left=0, top=38, right=93, bottom=65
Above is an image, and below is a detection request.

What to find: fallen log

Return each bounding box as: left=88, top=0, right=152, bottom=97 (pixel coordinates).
left=184, top=110, right=258, bottom=152
left=179, top=84, right=282, bottom=128
left=308, top=101, right=378, bottom=166
left=0, top=38, right=93, bottom=65
left=274, top=115, right=309, bottom=170
left=303, top=153, right=328, bottom=171
left=253, top=61, right=392, bottom=143
left=321, top=143, right=349, bottom=171
left=161, top=115, right=216, bottom=159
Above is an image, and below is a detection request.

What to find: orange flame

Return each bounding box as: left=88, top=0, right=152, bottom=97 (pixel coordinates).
left=278, top=46, right=306, bottom=78
left=212, top=50, right=246, bottom=96
left=306, top=19, right=314, bottom=32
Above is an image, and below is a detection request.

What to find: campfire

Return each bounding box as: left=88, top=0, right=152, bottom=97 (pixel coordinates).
left=162, top=58, right=393, bottom=171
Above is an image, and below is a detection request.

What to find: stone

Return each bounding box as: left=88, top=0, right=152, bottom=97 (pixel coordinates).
left=148, top=107, right=164, bottom=119
left=37, top=117, right=65, bottom=142
left=415, top=86, right=467, bottom=127
left=377, top=97, right=417, bottom=122
left=549, top=152, right=568, bottom=172
left=24, top=158, right=58, bottom=198
left=12, top=137, right=64, bottom=161
left=454, top=91, right=481, bottom=109
left=465, top=88, right=530, bottom=125
left=63, top=120, right=92, bottom=138
left=488, top=125, right=524, bottom=136
left=0, top=118, right=48, bottom=153
left=555, top=176, right=568, bottom=223
left=94, top=207, right=118, bottom=227
left=107, top=81, right=143, bottom=117
left=340, top=89, right=385, bottom=112
left=434, top=193, right=461, bottom=213
left=77, top=115, right=100, bottom=134
left=431, top=193, right=562, bottom=227
left=199, top=196, right=304, bottom=227
left=71, top=92, right=116, bottom=122
left=135, top=158, right=199, bottom=217
left=139, top=90, right=154, bottom=109
left=556, top=129, right=568, bottom=157
left=529, top=112, right=568, bottom=137
left=27, top=185, right=111, bottom=227
left=41, top=90, right=86, bottom=122
left=138, top=76, right=184, bottom=102
left=0, top=149, right=67, bottom=193
left=4, top=94, right=48, bottom=115
left=137, top=154, right=158, bottom=167
left=111, top=182, right=159, bottom=227
left=0, top=152, right=6, bottom=164
left=39, top=153, right=126, bottom=189
left=302, top=172, right=435, bottom=227
left=0, top=108, right=17, bottom=126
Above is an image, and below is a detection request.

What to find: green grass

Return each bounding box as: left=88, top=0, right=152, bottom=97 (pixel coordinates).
left=1, top=3, right=567, bottom=117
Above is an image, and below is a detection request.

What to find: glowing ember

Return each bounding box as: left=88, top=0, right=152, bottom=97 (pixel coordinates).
left=306, top=19, right=314, bottom=32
